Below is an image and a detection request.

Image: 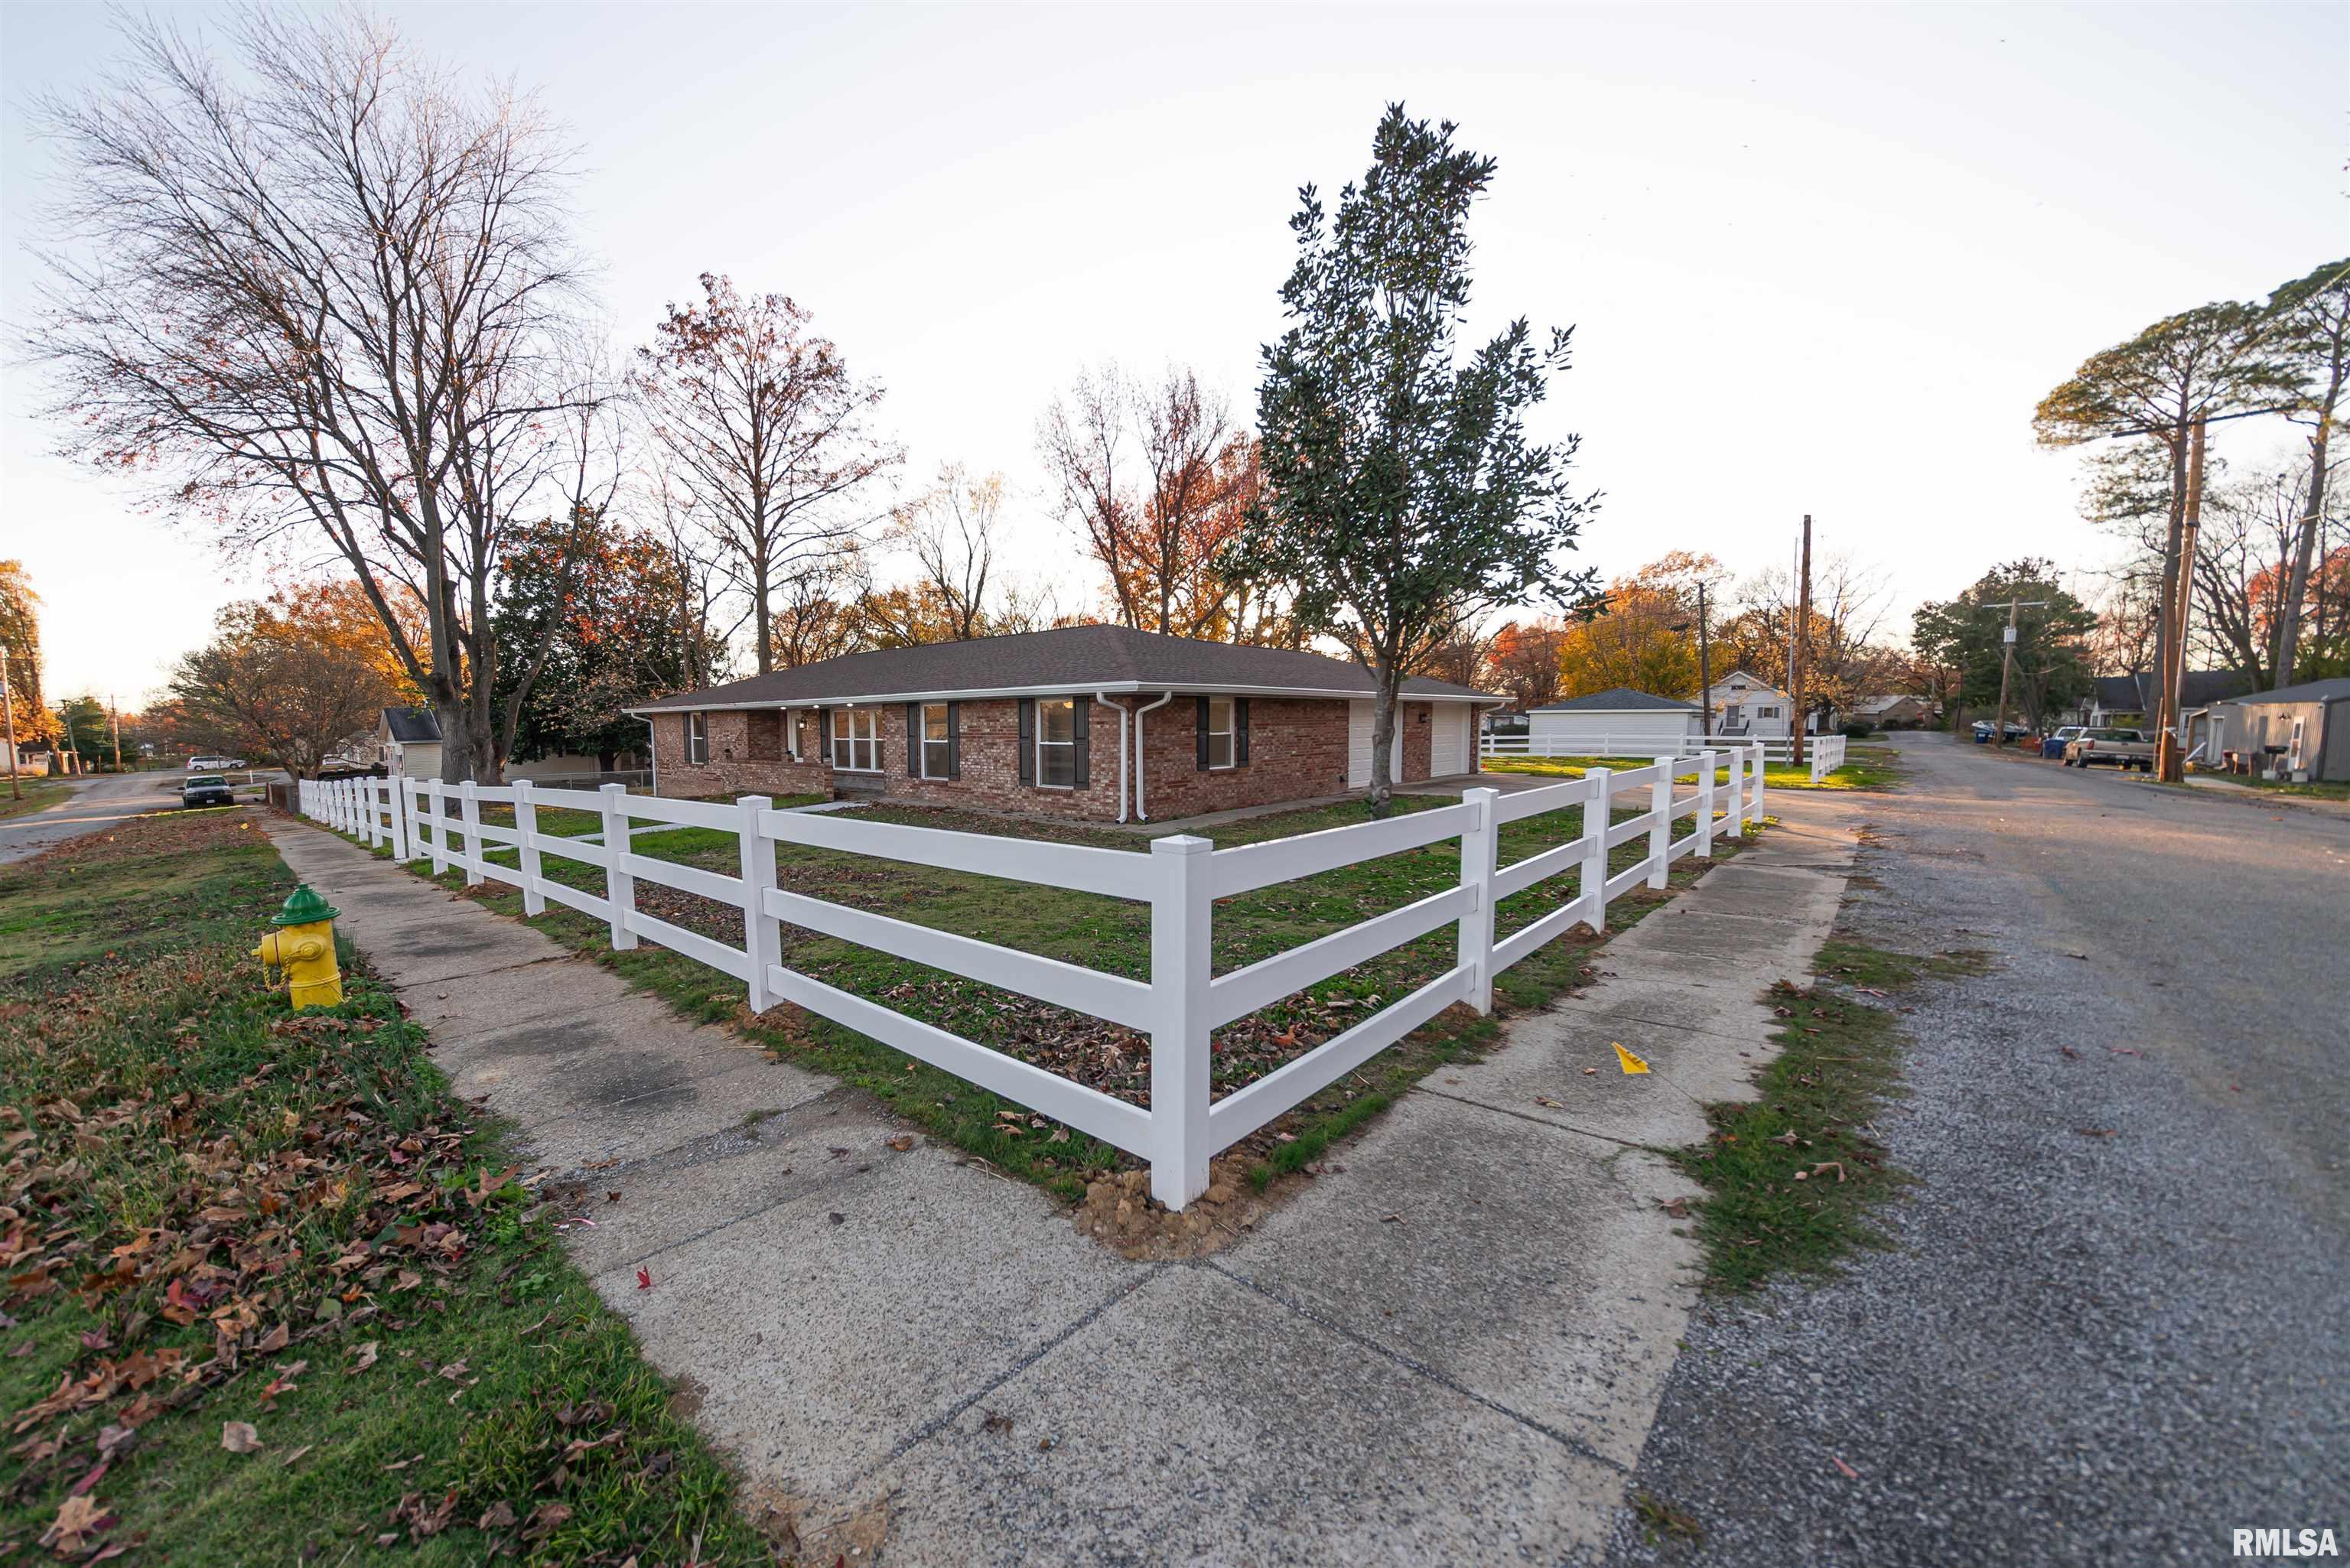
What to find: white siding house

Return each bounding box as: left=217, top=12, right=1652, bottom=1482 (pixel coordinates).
left=1704, top=672, right=1798, bottom=740
left=1524, top=688, right=1701, bottom=755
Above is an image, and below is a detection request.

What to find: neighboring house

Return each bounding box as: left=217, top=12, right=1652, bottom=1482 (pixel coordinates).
left=379, top=707, right=443, bottom=780
left=1700, top=672, right=1799, bottom=740
left=2072, top=671, right=2255, bottom=729
left=2202, top=678, right=2350, bottom=782
left=627, top=625, right=1500, bottom=823
left=1525, top=688, right=1701, bottom=753
left=1481, top=708, right=1530, bottom=739
left=1853, top=694, right=1929, bottom=728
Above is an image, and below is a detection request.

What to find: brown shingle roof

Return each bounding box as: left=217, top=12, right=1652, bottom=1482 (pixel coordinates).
left=628, top=625, right=1495, bottom=712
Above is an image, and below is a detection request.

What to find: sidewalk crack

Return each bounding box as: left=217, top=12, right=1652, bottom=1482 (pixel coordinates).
left=1197, top=1259, right=1630, bottom=1475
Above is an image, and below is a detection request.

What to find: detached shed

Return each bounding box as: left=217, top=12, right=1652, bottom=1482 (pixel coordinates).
left=1525, top=688, right=1701, bottom=756
left=2210, top=678, right=2350, bottom=782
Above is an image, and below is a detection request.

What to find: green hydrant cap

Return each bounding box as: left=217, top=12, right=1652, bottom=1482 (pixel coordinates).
left=272, top=884, right=341, bottom=927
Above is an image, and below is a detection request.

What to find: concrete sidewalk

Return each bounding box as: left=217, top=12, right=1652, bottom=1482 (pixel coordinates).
left=265, top=795, right=1857, bottom=1566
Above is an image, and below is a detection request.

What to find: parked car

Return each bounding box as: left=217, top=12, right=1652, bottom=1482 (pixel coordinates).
left=2064, top=727, right=2155, bottom=771
left=315, top=762, right=389, bottom=782
left=2041, top=725, right=2086, bottom=760
left=1971, top=721, right=2032, bottom=744
left=186, top=755, right=247, bottom=771
left=181, top=773, right=236, bottom=808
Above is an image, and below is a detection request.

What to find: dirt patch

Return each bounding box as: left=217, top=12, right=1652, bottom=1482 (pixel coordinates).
left=1072, top=1157, right=1272, bottom=1258
left=19, top=802, right=267, bottom=870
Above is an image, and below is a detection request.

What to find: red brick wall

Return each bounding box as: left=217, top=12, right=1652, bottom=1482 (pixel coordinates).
left=1401, top=701, right=1434, bottom=782
left=650, top=710, right=828, bottom=799
left=653, top=696, right=1359, bottom=821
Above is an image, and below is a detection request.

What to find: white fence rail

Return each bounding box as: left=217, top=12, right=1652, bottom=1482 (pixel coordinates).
left=1483, top=731, right=1853, bottom=781
left=297, top=743, right=1766, bottom=1210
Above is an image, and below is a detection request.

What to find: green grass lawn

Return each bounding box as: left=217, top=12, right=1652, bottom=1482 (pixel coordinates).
left=1670, top=939, right=1987, bottom=1291
left=0, top=776, right=76, bottom=821
left=0, top=809, right=772, bottom=1566
left=1483, top=744, right=1900, bottom=792
left=372, top=787, right=1757, bottom=1198
left=2192, top=773, right=2350, bottom=802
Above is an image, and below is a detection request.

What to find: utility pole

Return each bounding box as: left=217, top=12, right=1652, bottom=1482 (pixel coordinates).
left=1790, top=515, right=1813, bottom=767
left=109, top=695, right=124, bottom=771
left=1990, top=597, right=2050, bottom=746
left=1696, top=579, right=1714, bottom=739
left=1, top=647, right=18, bottom=802
left=2156, top=418, right=2208, bottom=782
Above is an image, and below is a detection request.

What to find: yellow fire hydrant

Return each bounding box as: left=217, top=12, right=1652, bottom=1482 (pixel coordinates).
left=254, top=884, right=343, bottom=1010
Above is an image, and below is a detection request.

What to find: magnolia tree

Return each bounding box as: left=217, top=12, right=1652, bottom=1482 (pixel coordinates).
left=1227, top=106, right=1599, bottom=814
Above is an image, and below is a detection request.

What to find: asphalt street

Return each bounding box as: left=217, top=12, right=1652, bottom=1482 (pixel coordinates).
left=0, top=770, right=178, bottom=865
left=1609, top=732, right=2347, bottom=1566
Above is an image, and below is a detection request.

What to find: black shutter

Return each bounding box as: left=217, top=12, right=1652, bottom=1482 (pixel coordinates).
left=1196, top=695, right=1211, bottom=769
left=1073, top=701, right=1090, bottom=789
left=1236, top=698, right=1251, bottom=765
left=1017, top=699, right=1035, bottom=785
left=946, top=702, right=962, bottom=779
left=906, top=704, right=920, bottom=776
left=815, top=708, right=829, bottom=767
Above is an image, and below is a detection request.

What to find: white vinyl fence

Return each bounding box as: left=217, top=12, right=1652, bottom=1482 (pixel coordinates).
left=1483, top=731, right=1852, bottom=783
left=297, top=744, right=1766, bottom=1210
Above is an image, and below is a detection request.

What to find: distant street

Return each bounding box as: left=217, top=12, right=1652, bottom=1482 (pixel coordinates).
left=0, top=770, right=187, bottom=865
left=1615, top=731, right=2348, bottom=1566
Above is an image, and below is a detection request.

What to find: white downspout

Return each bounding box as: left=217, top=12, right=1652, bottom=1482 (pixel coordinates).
left=1096, top=692, right=1132, bottom=822
left=1131, top=691, right=1176, bottom=821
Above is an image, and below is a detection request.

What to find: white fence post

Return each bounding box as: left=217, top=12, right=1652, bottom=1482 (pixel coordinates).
left=1726, top=745, right=1746, bottom=836
left=386, top=778, right=408, bottom=861
left=428, top=779, right=448, bottom=876
left=736, top=795, right=777, bottom=1013
left=1147, top=834, right=1212, bottom=1210
left=1648, top=755, right=1673, bottom=890
left=1751, top=741, right=1767, bottom=824
left=513, top=778, right=545, bottom=916
left=600, top=783, right=638, bottom=951
left=459, top=779, right=484, bottom=887
left=1581, top=766, right=1613, bottom=932
left=1457, top=786, right=1499, bottom=1014
left=1697, top=749, right=1718, bottom=857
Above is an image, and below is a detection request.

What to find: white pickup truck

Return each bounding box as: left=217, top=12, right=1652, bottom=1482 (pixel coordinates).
left=2063, top=727, right=2156, bottom=772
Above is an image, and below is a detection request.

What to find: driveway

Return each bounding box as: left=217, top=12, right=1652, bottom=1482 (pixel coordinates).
left=1611, top=731, right=2348, bottom=1566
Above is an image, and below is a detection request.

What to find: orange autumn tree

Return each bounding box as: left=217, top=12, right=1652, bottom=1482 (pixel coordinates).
left=1551, top=553, right=1718, bottom=699
left=167, top=584, right=412, bottom=776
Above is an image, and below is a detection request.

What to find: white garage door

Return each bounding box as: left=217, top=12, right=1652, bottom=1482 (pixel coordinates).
left=1347, top=701, right=1404, bottom=788
left=1431, top=705, right=1467, bottom=776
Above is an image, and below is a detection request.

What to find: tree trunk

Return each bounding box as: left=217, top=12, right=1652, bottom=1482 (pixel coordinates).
left=1365, top=668, right=1398, bottom=818
left=2274, top=418, right=2331, bottom=687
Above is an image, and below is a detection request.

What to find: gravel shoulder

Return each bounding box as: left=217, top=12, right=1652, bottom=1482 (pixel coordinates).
left=1608, top=732, right=2348, bottom=1567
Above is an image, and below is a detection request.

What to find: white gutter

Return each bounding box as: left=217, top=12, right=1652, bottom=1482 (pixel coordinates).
left=1131, top=691, right=1176, bottom=821
left=1096, top=692, right=1131, bottom=822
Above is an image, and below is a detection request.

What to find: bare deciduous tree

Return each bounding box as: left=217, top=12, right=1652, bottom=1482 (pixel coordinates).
left=1038, top=363, right=1268, bottom=638
left=636, top=274, right=899, bottom=675
left=28, top=8, right=606, bottom=782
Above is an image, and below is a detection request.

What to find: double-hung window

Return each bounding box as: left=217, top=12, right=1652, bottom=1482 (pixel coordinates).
left=1036, top=698, right=1076, bottom=788
left=685, top=712, right=709, bottom=765
left=832, top=708, right=879, bottom=772
left=920, top=704, right=951, bottom=779
left=1205, top=697, right=1236, bottom=769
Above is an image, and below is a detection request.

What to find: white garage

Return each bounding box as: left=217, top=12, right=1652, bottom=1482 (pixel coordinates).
left=1525, top=688, right=1701, bottom=756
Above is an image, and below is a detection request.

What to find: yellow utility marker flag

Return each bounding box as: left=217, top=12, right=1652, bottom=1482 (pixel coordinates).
left=1612, top=1042, right=1652, bottom=1075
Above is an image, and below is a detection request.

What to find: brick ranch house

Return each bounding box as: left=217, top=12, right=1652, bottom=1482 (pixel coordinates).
left=627, top=625, right=1502, bottom=823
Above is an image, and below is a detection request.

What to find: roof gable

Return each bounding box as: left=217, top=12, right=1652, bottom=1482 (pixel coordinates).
left=1529, top=687, right=1699, bottom=714
left=379, top=707, right=441, bottom=743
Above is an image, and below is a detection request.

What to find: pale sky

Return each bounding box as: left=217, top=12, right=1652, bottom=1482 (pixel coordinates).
left=4, top=1, right=2345, bottom=708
